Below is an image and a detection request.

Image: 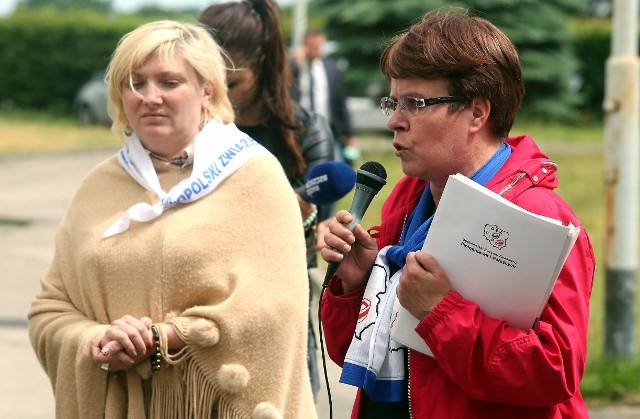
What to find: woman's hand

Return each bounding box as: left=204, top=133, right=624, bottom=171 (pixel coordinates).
left=396, top=251, right=452, bottom=320
left=91, top=315, right=153, bottom=372
left=320, top=210, right=378, bottom=293
left=315, top=218, right=332, bottom=250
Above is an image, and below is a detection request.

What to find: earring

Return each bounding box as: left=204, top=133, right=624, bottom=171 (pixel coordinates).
left=200, top=106, right=211, bottom=129
left=124, top=125, right=132, bottom=136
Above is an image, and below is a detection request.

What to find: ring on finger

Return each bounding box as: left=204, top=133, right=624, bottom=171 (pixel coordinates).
left=100, top=363, right=110, bottom=371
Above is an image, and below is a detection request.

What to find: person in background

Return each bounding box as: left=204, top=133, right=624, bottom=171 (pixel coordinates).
left=28, top=20, right=316, bottom=419
left=292, top=29, right=361, bottom=168
left=292, top=28, right=361, bottom=250
left=320, top=7, right=595, bottom=418
left=198, top=0, right=335, bottom=401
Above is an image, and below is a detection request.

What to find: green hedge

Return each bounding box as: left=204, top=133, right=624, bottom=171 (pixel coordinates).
left=0, top=8, right=148, bottom=114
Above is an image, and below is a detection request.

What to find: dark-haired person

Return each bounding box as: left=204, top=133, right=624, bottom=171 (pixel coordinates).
left=199, top=0, right=335, bottom=400
left=320, top=7, right=595, bottom=418
left=28, top=20, right=316, bottom=418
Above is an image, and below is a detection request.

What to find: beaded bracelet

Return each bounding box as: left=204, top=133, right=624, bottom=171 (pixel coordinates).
left=302, top=208, right=318, bottom=231
left=150, top=325, right=162, bottom=373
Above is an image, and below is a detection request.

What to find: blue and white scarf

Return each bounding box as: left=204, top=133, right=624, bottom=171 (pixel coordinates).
left=102, top=120, right=268, bottom=238
left=340, top=142, right=512, bottom=402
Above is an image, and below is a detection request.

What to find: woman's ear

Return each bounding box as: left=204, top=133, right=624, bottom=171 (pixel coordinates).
left=202, top=81, right=214, bottom=107
left=469, top=97, right=491, bottom=133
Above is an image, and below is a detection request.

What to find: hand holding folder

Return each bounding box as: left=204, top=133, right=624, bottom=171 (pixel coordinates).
left=390, top=173, right=580, bottom=356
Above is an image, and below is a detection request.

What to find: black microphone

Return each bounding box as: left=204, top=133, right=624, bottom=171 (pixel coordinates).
left=323, top=161, right=387, bottom=286
left=305, top=161, right=356, bottom=205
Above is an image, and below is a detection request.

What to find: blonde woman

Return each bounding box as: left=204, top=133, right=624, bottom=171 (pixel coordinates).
left=29, top=20, right=316, bottom=418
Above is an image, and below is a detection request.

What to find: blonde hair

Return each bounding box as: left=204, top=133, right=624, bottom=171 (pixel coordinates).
left=106, top=20, right=234, bottom=138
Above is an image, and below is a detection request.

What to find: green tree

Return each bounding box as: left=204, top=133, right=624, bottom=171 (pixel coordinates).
left=310, top=0, right=586, bottom=122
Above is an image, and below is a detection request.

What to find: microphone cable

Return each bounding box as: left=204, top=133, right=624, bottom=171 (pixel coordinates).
left=317, top=281, right=333, bottom=419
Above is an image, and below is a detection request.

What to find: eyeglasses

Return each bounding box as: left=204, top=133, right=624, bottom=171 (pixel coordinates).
left=379, top=96, right=469, bottom=116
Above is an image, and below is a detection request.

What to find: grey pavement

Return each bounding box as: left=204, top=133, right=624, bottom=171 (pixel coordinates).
left=0, top=148, right=635, bottom=418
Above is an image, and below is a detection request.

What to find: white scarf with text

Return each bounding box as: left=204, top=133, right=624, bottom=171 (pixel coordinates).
left=102, top=120, right=268, bottom=238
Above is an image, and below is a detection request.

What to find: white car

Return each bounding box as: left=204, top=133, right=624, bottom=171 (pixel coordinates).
left=346, top=96, right=388, bottom=132
left=73, top=71, right=110, bottom=126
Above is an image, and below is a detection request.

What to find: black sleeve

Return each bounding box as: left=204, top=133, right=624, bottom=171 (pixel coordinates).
left=292, top=106, right=336, bottom=201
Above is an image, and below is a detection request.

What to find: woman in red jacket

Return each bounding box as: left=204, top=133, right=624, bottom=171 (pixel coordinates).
left=320, top=7, right=595, bottom=419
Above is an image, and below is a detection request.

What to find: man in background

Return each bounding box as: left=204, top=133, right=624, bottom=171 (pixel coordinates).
left=292, top=29, right=360, bottom=168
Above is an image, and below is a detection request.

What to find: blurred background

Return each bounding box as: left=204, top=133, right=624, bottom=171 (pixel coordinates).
left=0, top=0, right=618, bottom=127
left=1, top=0, right=639, bottom=416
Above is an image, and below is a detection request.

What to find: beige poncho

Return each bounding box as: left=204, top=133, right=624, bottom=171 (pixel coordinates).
left=28, top=152, right=317, bottom=418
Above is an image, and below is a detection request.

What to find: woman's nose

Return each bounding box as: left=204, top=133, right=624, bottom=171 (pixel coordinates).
left=387, top=110, right=407, bottom=132
left=142, top=83, right=163, bottom=105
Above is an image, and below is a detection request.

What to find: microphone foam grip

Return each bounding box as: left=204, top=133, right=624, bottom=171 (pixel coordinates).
left=356, top=161, right=387, bottom=192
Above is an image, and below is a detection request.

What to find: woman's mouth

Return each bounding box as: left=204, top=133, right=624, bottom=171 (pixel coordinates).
left=142, top=113, right=167, bottom=122
left=393, top=142, right=407, bottom=157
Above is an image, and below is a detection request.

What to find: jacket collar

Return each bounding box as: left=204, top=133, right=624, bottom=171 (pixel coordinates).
left=487, top=135, right=558, bottom=201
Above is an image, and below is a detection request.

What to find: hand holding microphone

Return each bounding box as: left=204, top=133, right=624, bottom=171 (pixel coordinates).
left=319, top=161, right=387, bottom=288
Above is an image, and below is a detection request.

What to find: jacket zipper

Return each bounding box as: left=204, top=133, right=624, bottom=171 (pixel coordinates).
left=407, top=348, right=413, bottom=419
left=401, top=213, right=408, bottom=236
left=496, top=172, right=526, bottom=196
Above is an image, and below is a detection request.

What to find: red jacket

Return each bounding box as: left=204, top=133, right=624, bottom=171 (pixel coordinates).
left=321, top=135, right=595, bottom=418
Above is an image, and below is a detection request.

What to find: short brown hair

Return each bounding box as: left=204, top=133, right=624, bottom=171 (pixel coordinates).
left=380, top=7, right=524, bottom=137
